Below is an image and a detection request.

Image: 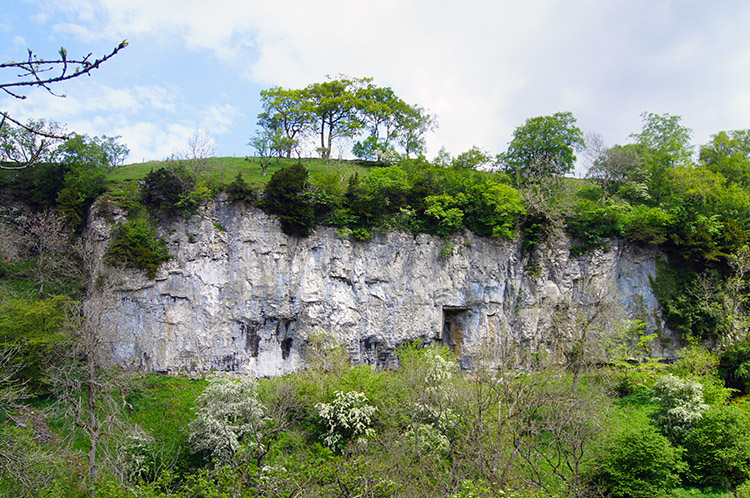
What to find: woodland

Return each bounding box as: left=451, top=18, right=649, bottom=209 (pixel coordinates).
left=3, top=44, right=750, bottom=497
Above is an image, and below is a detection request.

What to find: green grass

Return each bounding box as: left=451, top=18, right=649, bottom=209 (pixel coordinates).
left=106, top=156, right=373, bottom=190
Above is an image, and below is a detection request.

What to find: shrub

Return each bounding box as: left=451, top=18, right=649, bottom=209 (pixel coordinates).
left=263, top=163, right=315, bottom=236
left=105, top=216, right=170, bottom=279
left=566, top=199, right=628, bottom=255
left=315, top=390, right=376, bottom=453
left=720, top=340, right=750, bottom=394
left=226, top=172, right=256, bottom=204
left=141, top=167, right=193, bottom=216
left=424, top=194, right=464, bottom=236
left=624, top=204, right=673, bottom=245
left=462, top=180, right=525, bottom=238
left=586, top=426, right=685, bottom=498
left=188, top=375, right=267, bottom=465
left=683, top=405, right=750, bottom=487
left=651, top=374, right=709, bottom=445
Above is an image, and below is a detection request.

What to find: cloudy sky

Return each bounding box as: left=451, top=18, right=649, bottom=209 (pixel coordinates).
left=2, top=1, right=750, bottom=171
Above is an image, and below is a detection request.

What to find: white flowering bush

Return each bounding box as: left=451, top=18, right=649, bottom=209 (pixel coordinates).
left=403, top=423, right=450, bottom=457
left=651, top=374, right=709, bottom=444
left=121, top=425, right=155, bottom=480
left=315, top=390, right=376, bottom=452
left=423, top=348, right=457, bottom=390
left=188, top=375, right=267, bottom=464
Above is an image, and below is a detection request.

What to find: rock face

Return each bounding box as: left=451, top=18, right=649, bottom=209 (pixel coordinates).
left=86, top=198, right=673, bottom=377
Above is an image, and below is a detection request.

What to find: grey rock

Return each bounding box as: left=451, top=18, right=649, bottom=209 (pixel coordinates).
left=86, top=197, right=672, bottom=376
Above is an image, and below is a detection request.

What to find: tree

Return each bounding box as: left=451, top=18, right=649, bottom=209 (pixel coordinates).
left=584, top=133, right=643, bottom=200
left=700, top=129, right=750, bottom=187
left=257, top=86, right=312, bottom=158
left=55, top=134, right=128, bottom=229
left=651, top=374, right=709, bottom=445
left=683, top=405, right=750, bottom=487
left=353, top=83, right=433, bottom=162
left=247, top=131, right=273, bottom=177
left=630, top=112, right=693, bottom=202
left=500, top=111, right=584, bottom=183
left=452, top=146, right=493, bottom=170
left=586, top=426, right=685, bottom=498
left=0, top=41, right=128, bottom=168
left=306, top=76, right=368, bottom=160
left=188, top=376, right=268, bottom=465
left=0, top=119, right=65, bottom=168
left=19, top=209, right=80, bottom=296
left=183, top=128, right=215, bottom=175
left=396, top=104, right=435, bottom=159
left=50, top=286, right=128, bottom=495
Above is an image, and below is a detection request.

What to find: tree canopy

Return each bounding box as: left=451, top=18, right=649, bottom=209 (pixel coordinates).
left=254, top=76, right=435, bottom=162
left=500, top=111, right=584, bottom=182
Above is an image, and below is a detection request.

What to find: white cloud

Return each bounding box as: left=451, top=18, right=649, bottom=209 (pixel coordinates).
left=15, top=0, right=750, bottom=161
left=200, top=104, right=243, bottom=136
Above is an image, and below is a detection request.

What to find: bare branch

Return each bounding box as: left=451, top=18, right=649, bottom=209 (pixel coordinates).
left=0, top=41, right=127, bottom=168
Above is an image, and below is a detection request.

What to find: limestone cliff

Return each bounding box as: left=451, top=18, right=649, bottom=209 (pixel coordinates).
left=85, top=197, right=673, bottom=376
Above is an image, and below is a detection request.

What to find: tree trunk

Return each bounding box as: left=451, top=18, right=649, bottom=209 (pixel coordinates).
left=87, top=368, right=99, bottom=495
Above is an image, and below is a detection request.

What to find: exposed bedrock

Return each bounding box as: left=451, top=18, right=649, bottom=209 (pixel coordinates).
left=85, top=197, right=672, bottom=376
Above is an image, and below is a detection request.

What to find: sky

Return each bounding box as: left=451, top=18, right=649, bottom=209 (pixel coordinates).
left=2, top=1, right=750, bottom=174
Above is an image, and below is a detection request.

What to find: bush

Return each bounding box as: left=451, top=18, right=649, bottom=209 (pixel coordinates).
left=651, top=374, right=709, bottom=445
left=315, top=390, right=376, bottom=453
left=623, top=204, right=673, bottom=245
left=188, top=375, right=266, bottom=465
left=226, top=172, right=257, bottom=205
left=586, top=426, right=685, bottom=498
left=720, top=340, right=750, bottom=394
left=566, top=199, right=628, bottom=255
left=263, top=163, right=315, bottom=237
left=105, top=216, right=170, bottom=279
left=141, top=167, right=193, bottom=216
left=683, top=405, right=750, bottom=487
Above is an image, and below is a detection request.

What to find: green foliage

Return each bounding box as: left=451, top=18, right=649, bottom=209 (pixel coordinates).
left=631, top=112, right=694, bottom=202
left=586, top=426, right=685, bottom=498
left=566, top=199, right=627, bottom=255
left=700, top=129, right=750, bottom=188
left=263, top=162, right=315, bottom=236
left=359, top=165, right=411, bottom=218
left=720, top=341, right=750, bottom=394
left=54, top=133, right=127, bottom=230
left=682, top=405, right=750, bottom=487
left=651, top=261, right=729, bottom=340
left=424, top=194, right=464, bottom=236
left=0, top=294, right=71, bottom=389
left=175, top=179, right=219, bottom=215
left=105, top=215, right=170, bottom=279
left=225, top=172, right=256, bottom=204
left=7, top=161, right=70, bottom=209
left=623, top=204, right=673, bottom=245
left=140, top=167, right=194, bottom=216
left=501, top=111, right=585, bottom=182
left=462, top=180, right=525, bottom=238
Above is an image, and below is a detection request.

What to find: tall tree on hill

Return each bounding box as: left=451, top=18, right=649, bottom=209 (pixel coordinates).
left=257, top=87, right=311, bottom=158
left=700, top=129, right=750, bottom=188
left=500, top=111, right=585, bottom=184
left=255, top=77, right=435, bottom=161
left=630, top=112, right=693, bottom=203
left=306, top=76, right=368, bottom=160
